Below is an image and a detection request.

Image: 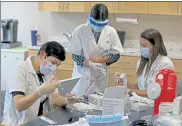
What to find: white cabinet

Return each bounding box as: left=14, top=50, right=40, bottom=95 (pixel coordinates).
left=1, top=51, right=27, bottom=90
left=1, top=53, right=8, bottom=91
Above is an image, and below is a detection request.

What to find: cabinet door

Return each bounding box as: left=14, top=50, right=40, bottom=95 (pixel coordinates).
left=119, top=2, right=147, bottom=14
left=39, top=2, right=64, bottom=12
left=62, top=54, right=74, bottom=65
left=172, top=59, right=182, bottom=80
left=148, top=2, right=178, bottom=15
left=176, top=72, right=182, bottom=80
left=28, top=49, right=38, bottom=57
left=178, top=2, right=182, bottom=15
left=1, top=52, right=8, bottom=90
left=63, top=2, right=91, bottom=12
left=172, top=59, right=182, bottom=73
left=8, top=52, right=25, bottom=72
left=1, top=52, right=25, bottom=90
left=91, top=2, right=119, bottom=13
left=57, top=64, right=74, bottom=80
left=110, top=56, right=139, bottom=69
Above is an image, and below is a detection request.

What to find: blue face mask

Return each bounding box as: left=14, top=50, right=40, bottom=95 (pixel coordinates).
left=140, top=47, right=150, bottom=58
left=40, top=62, right=57, bottom=75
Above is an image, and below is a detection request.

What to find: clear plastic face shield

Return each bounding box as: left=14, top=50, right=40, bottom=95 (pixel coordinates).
left=88, top=15, right=109, bottom=33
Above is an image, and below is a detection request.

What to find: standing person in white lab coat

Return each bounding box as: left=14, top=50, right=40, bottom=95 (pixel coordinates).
left=68, top=4, right=124, bottom=96
left=114, top=29, right=175, bottom=97
left=2, top=41, right=81, bottom=126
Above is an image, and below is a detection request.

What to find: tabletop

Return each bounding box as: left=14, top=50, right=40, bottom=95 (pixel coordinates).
left=24, top=106, right=153, bottom=126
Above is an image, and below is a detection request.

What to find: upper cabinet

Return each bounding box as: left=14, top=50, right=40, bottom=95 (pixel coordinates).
left=119, top=2, right=147, bottom=14
left=148, top=2, right=178, bottom=15
left=39, top=2, right=64, bottom=12
left=91, top=2, right=119, bottom=13
left=39, top=2, right=90, bottom=12
left=39, top=2, right=180, bottom=16
left=63, top=2, right=91, bottom=12
left=178, top=2, right=182, bottom=15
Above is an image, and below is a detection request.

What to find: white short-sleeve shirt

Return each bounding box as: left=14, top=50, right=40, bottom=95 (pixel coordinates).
left=2, top=56, right=54, bottom=126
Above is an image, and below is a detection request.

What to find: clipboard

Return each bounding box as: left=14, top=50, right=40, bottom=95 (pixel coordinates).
left=58, top=77, right=80, bottom=96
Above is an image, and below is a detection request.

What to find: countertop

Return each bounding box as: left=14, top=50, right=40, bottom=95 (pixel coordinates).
left=23, top=81, right=182, bottom=126
left=1, top=46, right=182, bottom=60
left=24, top=106, right=153, bottom=126
left=1, top=46, right=28, bottom=53
left=123, top=48, right=182, bottom=60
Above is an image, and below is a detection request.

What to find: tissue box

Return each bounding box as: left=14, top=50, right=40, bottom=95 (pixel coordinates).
left=131, top=102, right=148, bottom=112
left=87, top=94, right=103, bottom=107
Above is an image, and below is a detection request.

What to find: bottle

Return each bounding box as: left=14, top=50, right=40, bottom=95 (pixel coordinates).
left=31, top=25, right=41, bottom=46
left=124, top=90, right=132, bottom=116
left=153, top=69, right=177, bottom=116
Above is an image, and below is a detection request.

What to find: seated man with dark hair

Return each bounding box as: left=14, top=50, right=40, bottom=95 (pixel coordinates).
left=2, top=41, right=80, bottom=126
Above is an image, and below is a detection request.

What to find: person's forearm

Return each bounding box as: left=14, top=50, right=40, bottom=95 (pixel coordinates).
left=104, top=57, right=115, bottom=63
left=127, top=83, right=138, bottom=89
left=97, top=57, right=115, bottom=63
left=128, top=89, right=148, bottom=97
left=51, top=94, right=67, bottom=107
left=84, top=58, right=112, bottom=66
left=91, top=57, right=115, bottom=64
left=14, top=92, right=40, bottom=112
left=84, top=57, right=116, bottom=66
left=83, top=59, right=89, bottom=67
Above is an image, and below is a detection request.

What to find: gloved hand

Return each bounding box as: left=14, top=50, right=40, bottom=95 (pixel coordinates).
left=66, top=93, right=81, bottom=105
left=89, top=61, right=106, bottom=76
left=114, top=72, right=123, bottom=86
left=37, top=76, right=60, bottom=97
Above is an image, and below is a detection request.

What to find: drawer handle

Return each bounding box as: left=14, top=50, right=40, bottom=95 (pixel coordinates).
left=16, top=58, right=20, bottom=60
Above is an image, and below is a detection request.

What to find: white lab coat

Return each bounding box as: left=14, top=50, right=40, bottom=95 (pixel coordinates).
left=1, top=56, right=54, bottom=126
left=136, top=54, right=175, bottom=90
left=68, top=22, right=123, bottom=96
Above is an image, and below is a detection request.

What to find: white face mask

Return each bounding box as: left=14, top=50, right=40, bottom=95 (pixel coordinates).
left=40, top=62, right=57, bottom=75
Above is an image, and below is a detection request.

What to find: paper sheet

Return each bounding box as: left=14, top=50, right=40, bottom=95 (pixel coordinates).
left=40, top=116, right=57, bottom=124
left=45, top=121, right=89, bottom=126
left=102, top=98, right=124, bottom=116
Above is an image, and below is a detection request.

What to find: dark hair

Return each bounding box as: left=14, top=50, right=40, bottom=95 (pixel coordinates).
left=38, top=41, right=66, bottom=61
left=90, top=3, right=108, bottom=21
left=137, top=29, right=167, bottom=76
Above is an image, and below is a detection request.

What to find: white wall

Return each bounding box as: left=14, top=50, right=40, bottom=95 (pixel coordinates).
left=1, top=2, right=182, bottom=46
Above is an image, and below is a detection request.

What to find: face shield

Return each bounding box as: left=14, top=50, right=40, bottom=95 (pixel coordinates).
left=88, top=15, right=108, bottom=32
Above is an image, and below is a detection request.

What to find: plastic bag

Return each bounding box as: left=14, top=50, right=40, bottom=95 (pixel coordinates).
left=155, top=115, right=182, bottom=126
